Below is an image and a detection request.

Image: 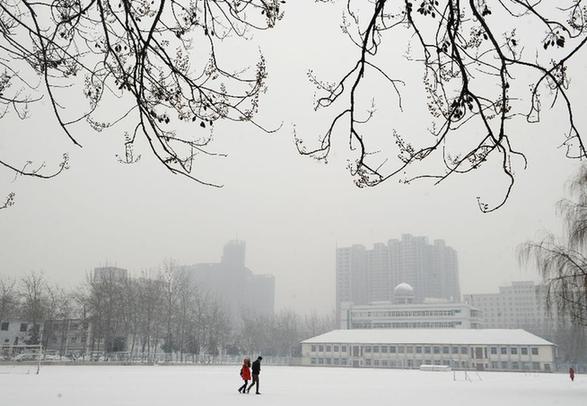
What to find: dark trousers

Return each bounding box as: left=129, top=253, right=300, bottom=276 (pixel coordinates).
left=238, top=380, right=248, bottom=392
left=247, top=374, right=260, bottom=393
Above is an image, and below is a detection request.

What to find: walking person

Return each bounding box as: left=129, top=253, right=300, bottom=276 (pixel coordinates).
left=246, top=356, right=263, bottom=394
left=238, top=358, right=251, bottom=393
left=569, top=367, right=575, bottom=382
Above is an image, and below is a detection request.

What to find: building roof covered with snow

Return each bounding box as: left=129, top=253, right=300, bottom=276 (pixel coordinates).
left=301, top=329, right=554, bottom=346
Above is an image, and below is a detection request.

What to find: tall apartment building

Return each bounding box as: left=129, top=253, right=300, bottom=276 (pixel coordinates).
left=179, top=240, right=275, bottom=324
left=463, top=281, right=552, bottom=337
left=93, top=266, right=128, bottom=282
left=336, top=235, right=460, bottom=316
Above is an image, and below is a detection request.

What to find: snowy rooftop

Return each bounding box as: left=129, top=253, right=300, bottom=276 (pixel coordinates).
left=301, top=329, right=554, bottom=346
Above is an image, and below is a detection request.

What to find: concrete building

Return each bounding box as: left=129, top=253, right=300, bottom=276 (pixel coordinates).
left=301, top=329, right=556, bottom=372
left=93, top=266, right=128, bottom=282
left=43, top=319, right=92, bottom=356
left=0, top=319, right=40, bottom=346
left=178, top=240, right=275, bottom=324
left=340, top=301, right=482, bottom=330
left=339, top=283, right=481, bottom=329
left=336, top=235, right=460, bottom=317
left=463, top=281, right=552, bottom=337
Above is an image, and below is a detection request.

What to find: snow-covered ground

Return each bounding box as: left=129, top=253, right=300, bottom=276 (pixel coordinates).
left=0, top=365, right=585, bottom=406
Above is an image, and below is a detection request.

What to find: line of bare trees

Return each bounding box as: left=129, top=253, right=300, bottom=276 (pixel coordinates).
left=236, top=310, right=335, bottom=357
left=1, top=268, right=335, bottom=359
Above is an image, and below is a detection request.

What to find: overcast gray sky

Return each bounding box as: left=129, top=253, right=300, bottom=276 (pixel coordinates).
left=1, top=1, right=585, bottom=314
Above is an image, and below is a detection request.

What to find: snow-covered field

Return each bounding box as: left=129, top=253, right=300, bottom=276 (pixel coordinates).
left=1, top=365, right=585, bottom=406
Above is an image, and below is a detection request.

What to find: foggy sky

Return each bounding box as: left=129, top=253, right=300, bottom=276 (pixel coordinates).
left=1, top=2, right=585, bottom=315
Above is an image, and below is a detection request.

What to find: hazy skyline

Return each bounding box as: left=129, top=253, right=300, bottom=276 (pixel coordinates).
left=1, top=2, right=585, bottom=315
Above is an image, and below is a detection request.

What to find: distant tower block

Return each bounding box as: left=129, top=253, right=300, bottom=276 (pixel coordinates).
left=393, top=283, right=415, bottom=304
left=221, top=240, right=246, bottom=269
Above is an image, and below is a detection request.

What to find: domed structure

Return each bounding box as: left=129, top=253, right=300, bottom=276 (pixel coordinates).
left=393, top=282, right=415, bottom=304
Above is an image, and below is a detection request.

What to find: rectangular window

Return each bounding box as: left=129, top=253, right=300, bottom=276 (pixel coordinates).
left=340, top=359, right=347, bottom=366
left=442, top=346, right=449, bottom=354
left=326, top=358, right=332, bottom=365
left=511, top=348, right=518, bottom=355
left=501, top=347, right=507, bottom=355
left=433, top=346, right=440, bottom=354
left=311, top=358, right=316, bottom=364
left=491, top=361, right=498, bottom=369
left=398, top=346, right=405, bottom=353
left=521, top=348, right=528, bottom=355
left=406, top=346, right=413, bottom=353
left=490, top=347, right=497, bottom=355
left=365, top=346, right=371, bottom=353
left=333, top=345, right=339, bottom=352
left=341, top=345, right=347, bottom=353
left=460, top=347, right=467, bottom=354
left=318, top=345, right=324, bottom=352
left=416, top=346, right=422, bottom=354
left=424, top=346, right=431, bottom=354
left=381, top=346, right=388, bottom=353
left=531, top=348, right=539, bottom=356
left=19, top=323, right=27, bottom=332
left=501, top=361, right=508, bottom=369
left=333, top=358, right=340, bottom=365
left=532, top=362, right=540, bottom=370
left=311, top=345, right=316, bottom=352
left=382, top=360, right=388, bottom=367
left=512, top=362, right=519, bottom=369
left=365, top=359, right=371, bottom=366
left=373, top=346, right=379, bottom=353
left=451, top=347, right=459, bottom=354
left=326, top=345, right=331, bottom=352
left=390, top=346, right=396, bottom=353
left=0, top=322, right=8, bottom=331
left=318, top=358, right=324, bottom=365
left=374, top=359, right=379, bottom=366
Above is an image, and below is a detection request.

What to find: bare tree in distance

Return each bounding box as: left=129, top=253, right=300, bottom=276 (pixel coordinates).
left=299, top=0, right=587, bottom=212
left=0, top=0, right=284, bottom=207
left=520, top=164, right=587, bottom=327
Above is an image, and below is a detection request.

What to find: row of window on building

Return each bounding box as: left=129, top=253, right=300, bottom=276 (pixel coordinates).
left=310, top=358, right=547, bottom=371
left=354, top=310, right=463, bottom=318
left=351, top=322, right=464, bottom=329
left=310, top=344, right=540, bottom=356
left=1, top=322, right=30, bottom=332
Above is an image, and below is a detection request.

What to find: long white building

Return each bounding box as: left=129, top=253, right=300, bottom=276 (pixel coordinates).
left=301, top=329, right=555, bottom=372
left=340, top=283, right=482, bottom=329
left=340, top=301, right=482, bottom=329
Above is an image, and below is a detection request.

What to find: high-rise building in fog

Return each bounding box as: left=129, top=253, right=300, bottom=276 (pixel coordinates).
left=336, top=235, right=460, bottom=316
left=93, top=266, right=128, bottom=282
left=179, top=240, right=275, bottom=324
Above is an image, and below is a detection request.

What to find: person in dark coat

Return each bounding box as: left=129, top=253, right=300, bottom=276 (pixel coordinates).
left=238, top=358, right=251, bottom=393
left=569, top=367, right=575, bottom=382
left=246, top=356, right=263, bottom=394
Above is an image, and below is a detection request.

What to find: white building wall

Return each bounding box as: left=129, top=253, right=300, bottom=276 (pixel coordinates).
left=340, top=302, right=482, bottom=329
left=301, top=341, right=555, bottom=372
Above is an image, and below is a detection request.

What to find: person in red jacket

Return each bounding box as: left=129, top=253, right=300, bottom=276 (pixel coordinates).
left=569, top=367, right=575, bottom=382
left=238, top=358, right=251, bottom=393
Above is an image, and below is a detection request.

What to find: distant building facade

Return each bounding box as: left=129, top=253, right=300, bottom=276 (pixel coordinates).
left=0, top=320, right=40, bottom=346
left=93, top=266, right=128, bottom=282
left=178, top=240, right=275, bottom=323
left=301, top=329, right=555, bottom=372
left=340, top=283, right=481, bottom=330
left=463, top=281, right=552, bottom=337
left=336, top=235, right=460, bottom=317
left=43, top=319, right=92, bottom=355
